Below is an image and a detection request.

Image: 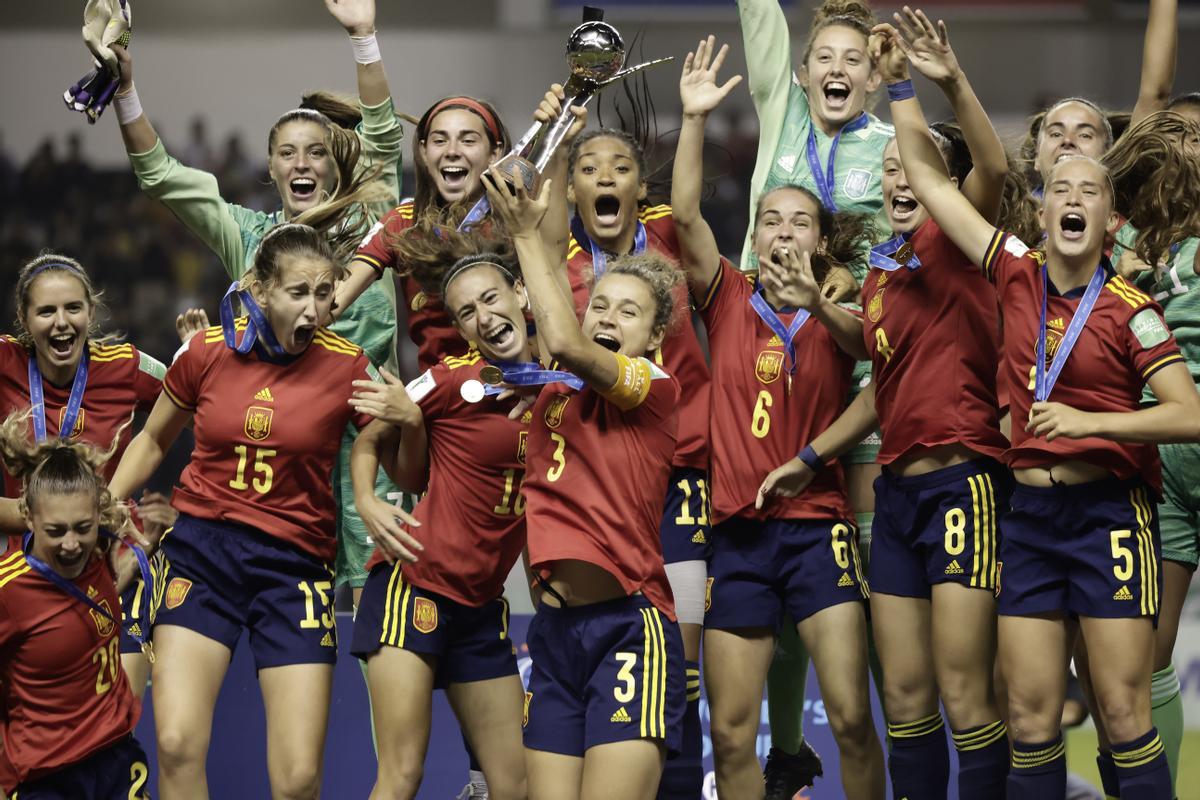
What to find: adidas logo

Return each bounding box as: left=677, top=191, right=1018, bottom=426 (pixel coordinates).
left=837, top=572, right=854, bottom=587
left=128, top=623, right=142, bottom=638
left=610, top=706, right=632, bottom=723
left=1048, top=317, right=1065, bottom=331
left=320, top=632, right=335, bottom=647
left=1113, top=585, right=1134, bottom=601
left=945, top=560, right=964, bottom=575
left=254, top=387, right=274, bottom=402
left=767, top=334, right=783, bottom=347
left=691, top=530, right=707, bottom=544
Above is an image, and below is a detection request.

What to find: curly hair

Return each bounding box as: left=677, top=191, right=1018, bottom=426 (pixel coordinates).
left=753, top=184, right=876, bottom=277
left=12, top=253, right=114, bottom=349
left=0, top=409, right=129, bottom=535
left=600, top=253, right=685, bottom=337
left=801, top=0, right=878, bottom=65
left=386, top=210, right=516, bottom=297
left=1103, top=111, right=1200, bottom=268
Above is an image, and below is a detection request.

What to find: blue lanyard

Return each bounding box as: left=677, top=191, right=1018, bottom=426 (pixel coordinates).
left=219, top=282, right=286, bottom=359
left=570, top=214, right=647, bottom=278
left=21, top=530, right=154, bottom=657
left=870, top=233, right=922, bottom=272
left=481, top=361, right=585, bottom=394
left=27, top=349, right=89, bottom=443
left=748, top=288, right=811, bottom=376
left=805, top=113, right=869, bottom=213
left=1035, top=263, right=1106, bottom=402
left=460, top=196, right=490, bottom=231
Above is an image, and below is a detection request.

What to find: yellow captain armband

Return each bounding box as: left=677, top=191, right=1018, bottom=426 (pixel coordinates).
left=598, top=353, right=666, bottom=411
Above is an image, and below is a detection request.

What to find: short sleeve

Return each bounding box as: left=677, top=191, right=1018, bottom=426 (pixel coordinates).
left=697, top=258, right=752, bottom=335
left=162, top=336, right=205, bottom=411
left=132, top=349, right=166, bottom=412
left=354, top=208, right=404, bottom=276
left=1124, top=304, right=1185, bottom=383
left=980, top=229, right=1034, bottom=287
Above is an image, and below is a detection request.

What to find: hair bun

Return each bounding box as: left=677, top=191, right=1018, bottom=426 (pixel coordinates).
left=812, top=0, right=877, bottom=29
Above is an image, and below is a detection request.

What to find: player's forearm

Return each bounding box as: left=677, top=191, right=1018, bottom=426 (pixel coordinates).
left=115, top=86, right=159, bottom=155
left=811, top=297, right=868, bottom=360
left=108, top=433, right=166, bottom=501
left=1131, top=0, right=1177, bottom=126
left=351, top=421, right=388, bottom=503
left=0, top=497, right=25, bottom=535
left=938, top=72, right=1007, bottom=222
left=1085, top=403, right=1200, bottom=444
left=809, top=385, right=878, bottom=460
left=354, top=50, right=391, bottom=109
left=514, top=232, right=588, bottom=363
left=112, top=548, right=140, bottom=596
left=672, top=115, right=722, bottom=294
left=333, top=261, right=380, bottom=321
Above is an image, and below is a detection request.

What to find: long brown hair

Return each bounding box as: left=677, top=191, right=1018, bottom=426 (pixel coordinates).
left=753, top=184, right=876, bottom=277
left=1103, top=111, right=1200, bottom=267
left=411, top=96, right=510, bottom=218
left=12, top=253, right=115, bottom=349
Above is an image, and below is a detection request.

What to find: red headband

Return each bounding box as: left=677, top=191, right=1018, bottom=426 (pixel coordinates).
left=424, top=97, right=503, bottom=144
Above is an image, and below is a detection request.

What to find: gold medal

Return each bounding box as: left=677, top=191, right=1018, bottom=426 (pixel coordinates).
left=142, top=641, right=155, bottom=664
left=896, top=242, right=914, bottom=266
left=479, top=365, right=504, bottom=385
left=786, top=373, right=792, bottom=396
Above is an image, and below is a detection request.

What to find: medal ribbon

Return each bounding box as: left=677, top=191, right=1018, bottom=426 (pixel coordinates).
left=570, top=214, right=647, bottom=278
left=482, top=361, right=585, bottom=395
left=1035, top=263, right=1106, bottom=402
left=749, top=288, right=811, bottom=376
left=805, top=113, right=869, bottom=213
left=869, top=233, right=922, bottom=272
left=219, top=281, right=286, bottom=359
left=27, top=349, right=89, bottom=443
left=21, top=529, right=154, bottom=654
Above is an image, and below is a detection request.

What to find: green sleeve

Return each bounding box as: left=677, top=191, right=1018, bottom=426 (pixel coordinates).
left=737, top=0, right=806, bottom=266
left=128, top=138, right=265, bottom=280
left=356, top=95, right=405, bottom=222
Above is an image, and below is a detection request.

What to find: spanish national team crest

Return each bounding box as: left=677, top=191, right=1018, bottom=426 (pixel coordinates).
left=843, top=168, right=872, bottom=200
left=164, top=577, right=193, bottom=610
left=523, top=691, right=533, bottom=727
left=413, top=596, right=438, bottom=633
left=867, top=288, right=885, bottom=322
left=244, top=406, right=274, bottom=442
left=86, top=586, right=115, bottom=636
left=544, top=394, right=570, bottom=429
left=517, top=431, right=528, bottom=465
left=58, top=406, right=85, bottom=439
left=755, top=350, right=783, bottom=385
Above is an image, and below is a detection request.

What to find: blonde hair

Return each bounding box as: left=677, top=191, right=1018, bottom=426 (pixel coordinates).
left=601, top=253, right=685, bottom=336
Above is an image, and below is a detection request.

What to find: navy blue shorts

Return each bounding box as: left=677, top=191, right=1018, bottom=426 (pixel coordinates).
left=660, top=467, right=712, bottom=563
left=153, top=514, right=338, bottom=669
left=11, top=736, right=149, bottom=799
left=523, top=595, right=685, bottom=757
left=705, top=516, right=868, bottom=631
left=870, top=459, right=1011, bottom=598
left=118, top=549, right=166, bottom=656
left=350, top=562, right=517, bottom=688
left=998, top=479, right=1162, bottom=621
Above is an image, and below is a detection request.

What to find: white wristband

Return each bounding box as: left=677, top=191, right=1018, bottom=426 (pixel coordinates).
left=350, top=32, right=381, bottom=65
left=113, top=86, right=143, bottom=126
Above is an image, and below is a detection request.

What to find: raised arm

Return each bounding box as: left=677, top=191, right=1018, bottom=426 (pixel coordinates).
left=1130, top=0, right=1178, bottom=127
left=874, top=29, right=996, bottom=267
left=673, top=37, right=744, bottom=295
left=325, top=0, right=390, bottom=108
left=891, top=10, right=1007, bottom=222
left=108, top=393, right=192, bottom=503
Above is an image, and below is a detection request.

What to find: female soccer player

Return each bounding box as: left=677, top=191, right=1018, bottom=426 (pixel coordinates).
left=676, top=38, right=884, bottom=800
left=482, top=158, right=686, bottom=799
left=0, top=411, right=147, bottom=799
left=109, top=224, right=379, bottom=799
left=888, top=57, right=1200, bottom=798
left=111, top=0, right=403, bottom=600
left=346, top=253, right=533, bottom=800
left=0, top=254, right=170, bottom=700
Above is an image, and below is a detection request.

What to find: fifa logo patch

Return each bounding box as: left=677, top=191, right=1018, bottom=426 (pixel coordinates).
left=517, top=431, right=528, bottom=465
left=843, top=168, right=872, bottom=200
left=523, top=691, right=533, bottom=727
left=86, top=587, right=115, bottom=637
left=867, top=288, right=885, bottom=322
left=244, top=406, right=274, bottom=441
left=59, top=407, right=85, bottom=439
left=544, top=394, right=570, bottom=429
left=413, top=597, right=438, bottom=633
left=755, top=351, right=783, bottom=385
left=164, top=577, right=193, bottom=610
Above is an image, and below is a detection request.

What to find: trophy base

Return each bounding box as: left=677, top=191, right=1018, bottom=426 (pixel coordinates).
left=491, top=154, right=543, bottom=195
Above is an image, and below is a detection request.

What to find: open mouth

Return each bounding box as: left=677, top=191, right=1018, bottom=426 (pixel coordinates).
left=440, top=166, right=469, bottom=190
left=593, top=195, right=622, bottom=227
left=484, top=321, right=516, bottom=349
left=890, top=195, right=919, bottom=219
left=289, top=178, right=317, bottom=200
left=769, top=245, right=791, bottom=267
left=294, top=325, right=316, bottom=346
left=48, top=333, right=76, bottom=358
left=823, top=81, right=851, bottom=109
left=1059, top=212, right=1087, bottom=240
left=593, top=333, right=620, bottom=352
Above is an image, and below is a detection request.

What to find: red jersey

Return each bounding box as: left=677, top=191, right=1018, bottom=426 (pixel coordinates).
left=163, top=322, right=374, bottom=562
left=565, top=205, right=711, bottom=472
left=0, top=547, right=139, bottom=791
left=699, top=259, right=854, bottom=523
left=861, top=220, right=1008, bottom=464
left=365, top=351, right=528, bottom=605
left=354, top=200, right=469, bottom=370
left=522, top=362, right=679, bottom=619
left=0, top=337, right=163, bottom=497
left=982, top=231, right=1184, bottom=489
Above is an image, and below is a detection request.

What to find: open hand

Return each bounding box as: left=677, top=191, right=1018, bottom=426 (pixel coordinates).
left=679, top=36, right=743, bottom=117
left=892, top=6, right=961, bottom=86
left=350, top=368, right=423, bottom=428
left=324, top=0, right=376, bottom=37
left=356, top=493, right=423, bottom=563
left=756, top=458, right=816, bottom=510
left=482, top=166, right=552, bottom=237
